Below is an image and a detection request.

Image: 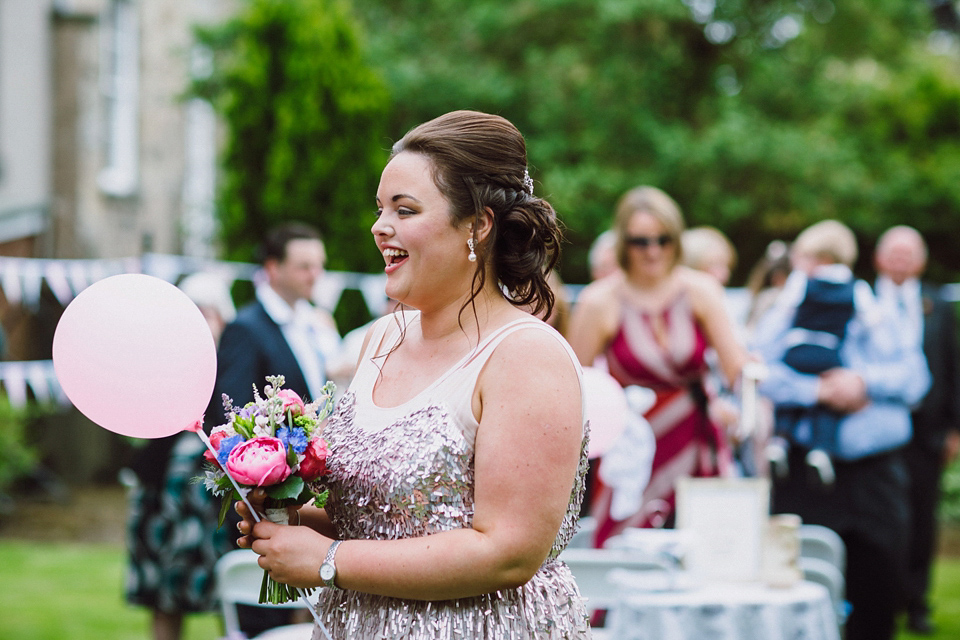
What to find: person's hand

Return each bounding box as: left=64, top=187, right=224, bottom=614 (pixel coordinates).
left=817, top=368, right=868, bottom=413
left=708, top=396, right=741, bottom=438
left=234, top=488, right=268, bottom=548
left=246, top=518, right=331, bottom=589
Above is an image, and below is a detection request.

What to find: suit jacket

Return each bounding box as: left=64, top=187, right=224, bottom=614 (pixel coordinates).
left=205, top=300, right=310, bottom=428
left=911, top=282, right=960, bottom=455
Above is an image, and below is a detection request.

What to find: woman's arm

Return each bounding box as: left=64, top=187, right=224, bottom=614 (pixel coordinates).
left=239, top=328, right=584, bottom=601
left=296, top=504, right=337, bottom=537
left=566, top=279, right=620, bottom=366
left=684, top=268, right=750, bottom=387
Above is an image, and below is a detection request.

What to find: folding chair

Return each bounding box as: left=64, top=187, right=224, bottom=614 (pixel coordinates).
left=798, top=524, right=846, bottom=573
left=799, top=556, right=849, bottom=628
left=560, top=547, right=674, bottom=640
left=568, top=516, right=598, bottom=549
left=214, top=549, right=315, bottom=639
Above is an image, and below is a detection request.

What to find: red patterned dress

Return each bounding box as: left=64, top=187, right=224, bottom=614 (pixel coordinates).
left=592, top=291, right=731, bottom=547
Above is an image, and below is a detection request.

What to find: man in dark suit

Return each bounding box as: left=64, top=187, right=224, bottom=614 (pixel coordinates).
left=208, top=222, right=340, bottom=427
left=875, top=225, right=960, bottom=635
left=207, top=222, right=340, bottom=636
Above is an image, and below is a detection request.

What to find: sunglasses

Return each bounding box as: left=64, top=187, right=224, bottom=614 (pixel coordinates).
left=625, top=234, right=673, bottom=249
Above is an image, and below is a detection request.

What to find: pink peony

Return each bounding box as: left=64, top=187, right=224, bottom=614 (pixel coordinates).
left=297, top=437, right=329, bottom=481
left=204, top=430, right=229, bottom=466
left=276, top=389, right=305, bottom=417
left=226, top=437, right=292, bottom=486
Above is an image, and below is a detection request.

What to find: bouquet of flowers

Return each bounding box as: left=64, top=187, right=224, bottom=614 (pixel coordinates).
left=201, top=374, right=335, bottom=604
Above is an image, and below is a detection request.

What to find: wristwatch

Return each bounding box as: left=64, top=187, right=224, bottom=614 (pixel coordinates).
left=319, top=540, right=342, bottom=589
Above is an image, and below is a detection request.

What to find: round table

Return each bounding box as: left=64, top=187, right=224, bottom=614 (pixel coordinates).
left=607, top=580, right=840, bottom=640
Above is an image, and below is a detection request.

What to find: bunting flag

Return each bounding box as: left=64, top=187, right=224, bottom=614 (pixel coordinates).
left=0, top=360, right=68, bottom=409
left=0, top=253, right=381, bottom=312
left=0, top=256, right=135, bottom=308
left=0, top=255, right=389, bottom=412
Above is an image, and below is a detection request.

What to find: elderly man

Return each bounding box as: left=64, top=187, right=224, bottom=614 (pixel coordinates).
left=753, top=220, right=931, bottom=640
left=875, top=225, right=960, bottom=635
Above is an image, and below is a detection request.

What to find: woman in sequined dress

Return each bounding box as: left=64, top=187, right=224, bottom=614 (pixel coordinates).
left=567, top=186, right=750, bottom=546
left=236, top=110, right=592, bottom=639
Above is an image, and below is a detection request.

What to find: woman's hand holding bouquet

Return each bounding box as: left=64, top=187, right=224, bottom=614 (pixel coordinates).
left=200, top=375, right=335, bottom=603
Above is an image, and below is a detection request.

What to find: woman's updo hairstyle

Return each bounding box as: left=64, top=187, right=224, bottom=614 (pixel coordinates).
left=391, top=110, right=561, bottom=319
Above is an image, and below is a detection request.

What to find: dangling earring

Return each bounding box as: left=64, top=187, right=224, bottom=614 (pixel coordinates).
left=467, top=238, right=477, bottom=262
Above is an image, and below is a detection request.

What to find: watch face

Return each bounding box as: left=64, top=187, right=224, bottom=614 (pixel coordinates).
left=320, top=563, right=335, bottom=581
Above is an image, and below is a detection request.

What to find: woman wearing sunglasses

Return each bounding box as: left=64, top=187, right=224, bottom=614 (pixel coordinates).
left=568, top=186, right=750, bottom=546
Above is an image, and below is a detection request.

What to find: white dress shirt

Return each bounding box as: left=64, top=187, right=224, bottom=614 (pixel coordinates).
left=875, top=276, right=923, bottom=349
left=256, top=284, right=341, bottom=400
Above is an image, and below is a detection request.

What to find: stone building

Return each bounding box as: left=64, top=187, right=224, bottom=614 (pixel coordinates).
left=0, top=0, right=236, bottom=360
left=0, top=0, right=235, bottom=264
left=0, top=0, right=236, bottom=484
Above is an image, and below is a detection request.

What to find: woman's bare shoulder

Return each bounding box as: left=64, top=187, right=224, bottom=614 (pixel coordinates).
left=677, top=266, right=725, bottom=299
left=575, top=272, right=624, bottom=309
left=486, top=321, right=578, bottom=380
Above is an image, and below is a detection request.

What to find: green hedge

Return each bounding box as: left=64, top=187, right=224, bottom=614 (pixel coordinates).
left=0, top=396, right=38, bottom=497
left=942, top=456, right=960, bottom=524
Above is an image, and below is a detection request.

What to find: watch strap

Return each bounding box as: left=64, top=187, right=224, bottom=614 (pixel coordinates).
left=320, top=540, right=342, bottom=589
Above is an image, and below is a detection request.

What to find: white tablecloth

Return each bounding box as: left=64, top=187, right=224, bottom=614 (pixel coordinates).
left=607, top=580, right=840, bottom=640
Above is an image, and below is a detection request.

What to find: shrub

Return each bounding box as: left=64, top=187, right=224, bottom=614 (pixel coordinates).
left=0, top=397, right=38, bottom=497
left=942, top=455, right=960, bottom=524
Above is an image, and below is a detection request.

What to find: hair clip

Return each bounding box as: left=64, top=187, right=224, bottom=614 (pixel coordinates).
left=522, top=169, right=534, bottom=195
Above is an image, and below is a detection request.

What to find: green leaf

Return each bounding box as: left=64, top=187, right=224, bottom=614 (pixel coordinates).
left=214, top=474, right=234, bottom=491
left=286, top=446, right=299, bottom=469
left=218, top=495, right=233, bottom=529
left=267, top=475, right=305, bottom=501
left=312, top=488, right=329, bottom=509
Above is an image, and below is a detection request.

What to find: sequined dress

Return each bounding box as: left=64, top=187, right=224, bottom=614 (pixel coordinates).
left=314, top=313, right=592, bottom=639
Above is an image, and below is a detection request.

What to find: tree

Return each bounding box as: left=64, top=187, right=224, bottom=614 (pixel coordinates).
left=353, top=0, right=960, bottom=284
left=192, top=0, right=390, bottom=273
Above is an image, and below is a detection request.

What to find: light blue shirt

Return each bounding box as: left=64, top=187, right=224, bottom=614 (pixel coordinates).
left=751, top=275, right=931, bottom=459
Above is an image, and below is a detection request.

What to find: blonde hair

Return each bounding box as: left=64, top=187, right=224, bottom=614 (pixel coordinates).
left=612, top=186, right=685, bottom=271
left=792, top=219, right=858, bottom=267
left=681, top=226, right=737, bottom=272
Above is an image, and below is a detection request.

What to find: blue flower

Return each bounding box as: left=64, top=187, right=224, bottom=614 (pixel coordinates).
left=277, top=426, right=308, bottom=455
left=217, top=435, right=245, bottom=466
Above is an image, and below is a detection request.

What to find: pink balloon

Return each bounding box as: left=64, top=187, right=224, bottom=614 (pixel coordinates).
left=582, top=367, right=629, bottom=459
left=52, top=274, right=217, bottom=438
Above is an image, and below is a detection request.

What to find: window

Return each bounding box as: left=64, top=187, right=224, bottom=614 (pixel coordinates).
left=97, top=0, right=138, bottom=197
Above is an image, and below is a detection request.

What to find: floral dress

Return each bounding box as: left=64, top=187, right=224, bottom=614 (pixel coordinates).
left=124, top=432, right=231, bottom=613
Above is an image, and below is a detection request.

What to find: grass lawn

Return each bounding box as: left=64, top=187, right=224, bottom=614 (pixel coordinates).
left=0, top=541, right=221, bottom=640
left=1, top=538, right=958, bottom=639
left=897, top=553, right=960, bottom=639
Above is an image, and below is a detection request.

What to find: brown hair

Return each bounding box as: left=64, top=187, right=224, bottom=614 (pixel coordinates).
left=391, top=110, right=561, bottom=319
left=612, top=186, right=685, bottom=271
left=257, top=222, right=323, bottom=265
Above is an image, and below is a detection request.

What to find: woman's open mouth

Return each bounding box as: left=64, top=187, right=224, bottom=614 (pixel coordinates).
left=383, top=248, right=409, bottom=271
